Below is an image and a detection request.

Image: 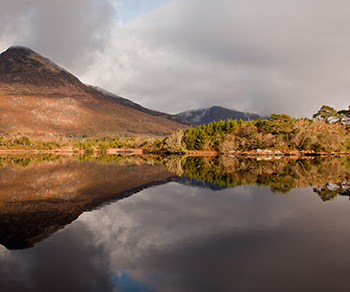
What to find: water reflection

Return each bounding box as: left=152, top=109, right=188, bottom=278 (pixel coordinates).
left=2, top=182, right=350, bottom=291
left=0, top=154, right=176, bottom=249
left=1, top=155, right=350, bottom=291
left=164, top=155, right=350, bottom=199
left=2, top=153, right=350, bottom=199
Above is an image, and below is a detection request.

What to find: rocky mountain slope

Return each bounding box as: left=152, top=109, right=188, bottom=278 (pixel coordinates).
left=175, top=105, right=263, bottom=125
left=0, top=46, right=191, bottom=136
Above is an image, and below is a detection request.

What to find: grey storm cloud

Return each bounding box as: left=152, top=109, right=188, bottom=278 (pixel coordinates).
left=153, top=0, right=350, bottom=116
left=0, top=0, right=115, bottom=75
left=77, top=0, right=350, bottom=117
left=1, top=0, right=350, bottom=117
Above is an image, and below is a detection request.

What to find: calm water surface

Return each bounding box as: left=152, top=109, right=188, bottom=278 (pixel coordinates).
left=1, top=155, right=350, bottom=292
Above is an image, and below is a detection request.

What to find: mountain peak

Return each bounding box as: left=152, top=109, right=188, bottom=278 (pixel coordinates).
left=7, top=45, right=34, bottom=53
left=0, top=46, right=80, bottom=87
left=1, top=45, right=55, bottom=70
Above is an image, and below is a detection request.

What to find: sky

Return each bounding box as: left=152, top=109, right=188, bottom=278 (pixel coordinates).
left=1, top=0, right=350, bottom=117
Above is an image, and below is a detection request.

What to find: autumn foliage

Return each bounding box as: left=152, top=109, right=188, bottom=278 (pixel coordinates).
left=162, top=105, right=350, bottom=153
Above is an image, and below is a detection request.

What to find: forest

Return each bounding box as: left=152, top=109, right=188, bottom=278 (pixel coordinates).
left=159, top=105, right=350, bottom=153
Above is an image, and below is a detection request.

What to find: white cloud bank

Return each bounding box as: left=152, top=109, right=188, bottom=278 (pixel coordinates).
left=1, top=0, right=350, bottom=117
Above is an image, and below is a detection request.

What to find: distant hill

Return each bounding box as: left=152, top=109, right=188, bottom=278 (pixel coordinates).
left=0, top=46, right=192, bottom=136
left=175, top=105, right=263, bottom=126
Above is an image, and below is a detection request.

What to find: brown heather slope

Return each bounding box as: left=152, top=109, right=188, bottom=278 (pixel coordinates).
left=0, top=46, right=191, bottom=136
left=0, top=155, right=177, bottom=249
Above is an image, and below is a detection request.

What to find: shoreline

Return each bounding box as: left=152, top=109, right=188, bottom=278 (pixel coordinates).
left=0, top=148, right=349, bottom=157
left=0, top=149, right=143, bottom=155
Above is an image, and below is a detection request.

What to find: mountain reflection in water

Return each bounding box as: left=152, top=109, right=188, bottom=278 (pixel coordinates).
left=0, top=154, right=177, bottom=249
left=1, top=155, right=350, bottom=291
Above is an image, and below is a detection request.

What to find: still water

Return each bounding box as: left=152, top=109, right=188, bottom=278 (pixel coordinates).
left=1, top=155, right=350, bottom=292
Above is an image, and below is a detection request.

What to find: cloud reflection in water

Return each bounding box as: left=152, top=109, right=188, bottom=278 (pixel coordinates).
left=1, top=181, right=350, bottom=292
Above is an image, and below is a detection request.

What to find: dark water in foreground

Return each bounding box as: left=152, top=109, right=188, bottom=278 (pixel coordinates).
left=1, top=155, right=350, bottom=292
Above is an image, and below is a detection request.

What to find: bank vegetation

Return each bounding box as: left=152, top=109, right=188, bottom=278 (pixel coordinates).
left=0, top=105, right=350, bottom=155
left=157, top=105, right=350, bottom=154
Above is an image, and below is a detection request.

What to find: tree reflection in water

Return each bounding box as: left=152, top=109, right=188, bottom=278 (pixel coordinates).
left=163, top=155, right=350, bottom=200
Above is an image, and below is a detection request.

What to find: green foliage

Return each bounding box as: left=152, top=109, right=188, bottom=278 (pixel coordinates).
left=313, top=105, right=340, bottom=124
left=152, top=138, right=165, bottom=149
left=260, top=114, right=295, bottom=135
left=73, top=142, right=94, bottom=151
left=174, top=108, right=350, bottom=153
left=125, top=137, right=136, bottom=148
left=183, top=119, right=239, bottom=151
left=338, top=106, right=350, bottom=125
left=256, top=138, right=263, bottom=149
left=98, top=141, right=110, bottom=151
left=33, top=140, right=61, bottom=150
left=13, top=136, right=32, bottom=146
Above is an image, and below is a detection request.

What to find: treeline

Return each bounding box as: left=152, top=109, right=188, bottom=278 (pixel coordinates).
left=0, top=134, right=156, bottom=151
left=0, top=136, right=64, bottom=150
left=72, top=136, right=124, bottom=151
left=159, top=105, right=350, bottom=153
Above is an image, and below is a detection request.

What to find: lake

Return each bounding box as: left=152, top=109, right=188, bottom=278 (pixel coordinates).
left=0, top=154, right=350, bottom=292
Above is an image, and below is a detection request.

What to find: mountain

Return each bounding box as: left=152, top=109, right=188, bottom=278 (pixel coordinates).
left=0, top=46, right=191, bottom=136
left=175, top=105, right=263, bottom=126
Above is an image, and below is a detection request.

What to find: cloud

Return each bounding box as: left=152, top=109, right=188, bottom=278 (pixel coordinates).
left=0, top=0, right=115, bottom=76
left=81, top=0, right=350, bottom=117
left=2, top=0, right=350, bottom=117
